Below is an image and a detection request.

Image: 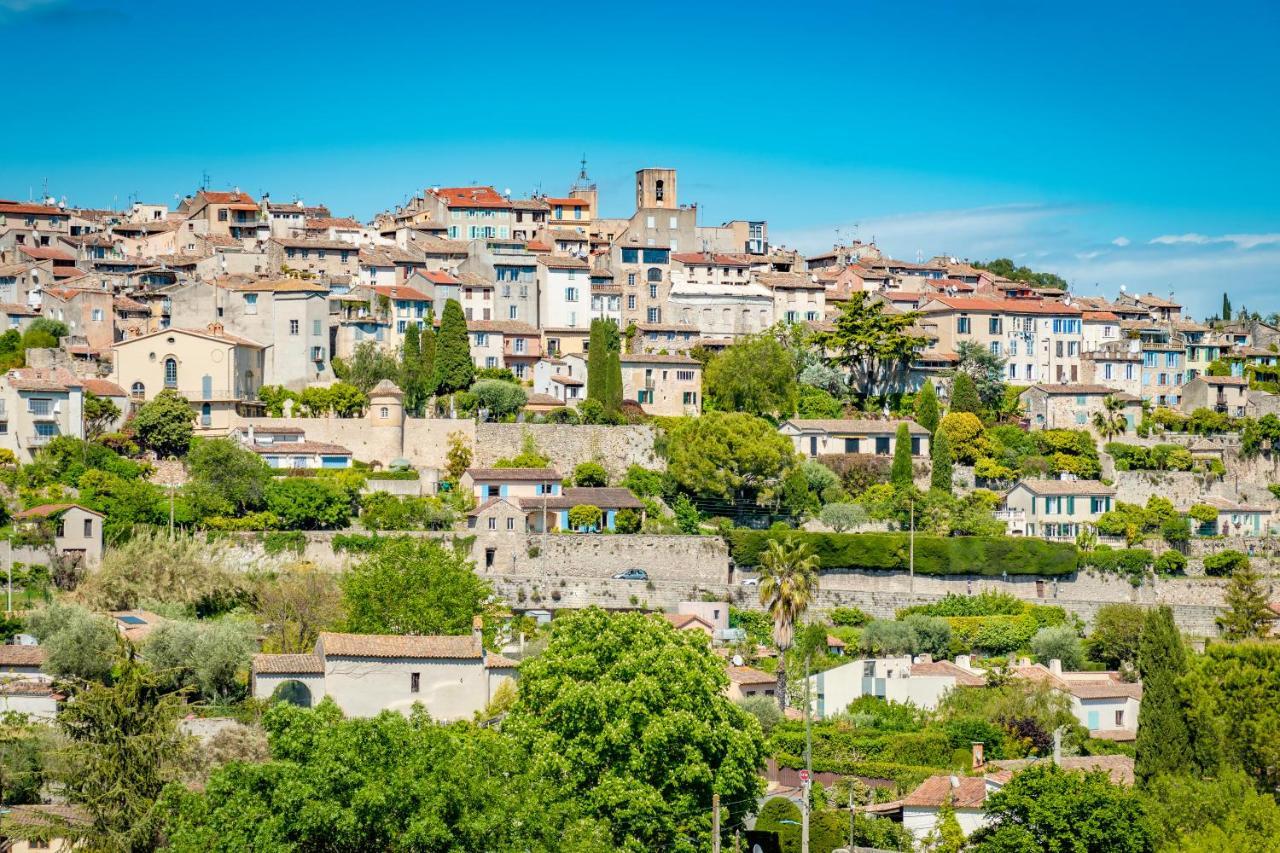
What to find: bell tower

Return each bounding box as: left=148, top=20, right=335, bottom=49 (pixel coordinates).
left=635, top=167, right=677, bottom=210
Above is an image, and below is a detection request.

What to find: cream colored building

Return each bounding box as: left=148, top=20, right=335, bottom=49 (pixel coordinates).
left=1180, top=375, right=1248, bottom=417
left=620, top=353, right=702, bottom=415
left=1002, top=479, right=1116, bottom=540
left=251, top=623, right=517, bottom=720
left=779, top=418, right=930, bottom=458
left=110, top=325, right=265, bottom=434
left=1019, top=384, right=1140, bottom=434
left=0, top=366, right=84, bottom=462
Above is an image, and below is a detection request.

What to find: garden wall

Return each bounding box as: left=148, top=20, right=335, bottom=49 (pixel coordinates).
left=472, top=423, right=659, bottom=479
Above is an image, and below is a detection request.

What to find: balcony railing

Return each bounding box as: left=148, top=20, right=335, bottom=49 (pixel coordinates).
left=27, top=434, right=55, bottom=446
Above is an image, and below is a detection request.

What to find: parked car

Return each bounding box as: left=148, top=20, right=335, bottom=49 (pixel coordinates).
left=612, top=568, right=649, bottom=581
left=740, top=577, right=759, bottom=586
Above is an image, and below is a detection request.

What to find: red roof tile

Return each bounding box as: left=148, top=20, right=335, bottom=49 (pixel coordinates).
left=430, top=187, right=511, bottom=209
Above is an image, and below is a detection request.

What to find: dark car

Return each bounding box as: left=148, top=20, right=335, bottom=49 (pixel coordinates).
left=612, top=568, right=649, bottom=581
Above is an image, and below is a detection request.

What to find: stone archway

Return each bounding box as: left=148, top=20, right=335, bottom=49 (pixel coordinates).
left=270, top=679, right=313, bottom=708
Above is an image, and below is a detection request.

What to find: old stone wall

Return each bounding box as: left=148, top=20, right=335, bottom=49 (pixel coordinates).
left=472, top=423, right=659, bottom=479
left=226, top=414, right=474, bottom=470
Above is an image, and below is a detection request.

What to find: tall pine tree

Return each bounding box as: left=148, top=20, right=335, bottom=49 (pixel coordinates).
left=890, top=423, right=913, bottom=488
left=432, top=299, right=473, bottom=395
left=1217, top=562, right=1275, bottom=640
left=949, top=372, right=982, bottom=415
left=1135, top=605, right=1192, bottom=784
left=915, top=379, right=940, bottom=434
left=930, top=428, right=953, bottom=493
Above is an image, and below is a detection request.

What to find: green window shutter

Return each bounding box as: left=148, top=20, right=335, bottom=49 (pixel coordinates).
left=1067, top=496, right=1076, bottom=514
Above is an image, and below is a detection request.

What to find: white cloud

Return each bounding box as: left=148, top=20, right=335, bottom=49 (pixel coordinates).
left=1149, top=232, right=1280, bottom=249
left=1111, top=236, right=1130, bottom=247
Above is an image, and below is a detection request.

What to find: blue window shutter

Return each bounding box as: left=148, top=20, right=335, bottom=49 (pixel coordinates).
left=1067, top=496, right=1075, bottom=514
left=202, top=374, right=212, bottom=399
left=499, top=484, right=508, bottom=497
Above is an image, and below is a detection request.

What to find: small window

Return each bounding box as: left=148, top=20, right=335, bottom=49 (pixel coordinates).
left=84, top=518, right=93, bottom=537
left=379, top=406, right=389, bottom=419
left=506, top=517, right=515, bottom=531
left=164, top=358, right=178, bottom=387
left=488, top=517, right=496, bottom=530
left=410, top=673, right=420, bottom=693
left=290, top=320, right=299, bottom=335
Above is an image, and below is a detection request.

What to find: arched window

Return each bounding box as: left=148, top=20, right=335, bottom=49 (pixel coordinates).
left=200, top=402, right=211, bottom=427
left=655, top=179, right=664, bottom=201
left=163, top=357, right=177, bottom=387
left=130, top=381, right=145, bottom=399
left=380, top=406, right=389, bottom=419
left=647, top=267, right=662, bottom=283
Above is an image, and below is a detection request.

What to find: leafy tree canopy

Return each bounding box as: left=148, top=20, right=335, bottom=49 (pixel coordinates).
left=665, top=412, right=796, bottom=501
left=704, top=332, right=798, bottom=417
left=342, top=537, right=490, bottom=636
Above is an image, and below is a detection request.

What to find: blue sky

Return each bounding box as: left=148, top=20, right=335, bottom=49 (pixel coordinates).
left=2, top=0, right=1277, bottom=317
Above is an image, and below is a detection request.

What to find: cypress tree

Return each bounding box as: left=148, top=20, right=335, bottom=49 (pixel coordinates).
left=420, top=309, right=437, bottom=398
left=930, top=428, right=953, bottom=493
left=890, top=422, right=913, bottom=488
left=400, top=324, right=424, bottom=416
left=586, top=319, right=608, bottom=403
left=949, top=372, right=981, bottom=415
left=432, top=299, right=473, bottom=394
left=1135, top=606, right=1192, bottom=784
left=1222, top=293, right=1232, bottom=323
left=604, top=345, right=623, bottom=414
left=915, top=379, right=940, bottom=434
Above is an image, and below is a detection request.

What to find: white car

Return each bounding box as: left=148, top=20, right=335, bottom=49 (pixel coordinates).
left=740, top=577, right=759, bottom=586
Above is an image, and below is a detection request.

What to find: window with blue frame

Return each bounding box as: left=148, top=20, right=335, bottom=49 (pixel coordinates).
left=641, top=248, right=669, bottom=264
left=621, top=248, right=639, bottom=263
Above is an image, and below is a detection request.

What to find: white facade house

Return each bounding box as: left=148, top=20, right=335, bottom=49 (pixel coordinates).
left=779, top=418, right=930, bottom=459
left=532, top=356, right=587, bottom=405
left=251, top=620, right=517, bottom=720
left=537, top=256, right=590, bottom=331
left=807, top=656, right=985, bottom=717
left=1011, top=660, right=1142, bottom=741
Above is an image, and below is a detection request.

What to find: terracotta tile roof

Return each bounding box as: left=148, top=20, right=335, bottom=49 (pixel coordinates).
left=0, top=302, right=37, bottom=316
left=1084, top=311, right=1121, bottom=321
left=0, top=803, right=91, bottom=831
left=525, top=392, right=566, bottom=407
left=197, top=190, right=257, bottom=206
left=5, top=366, right=82, bottom=392
left=1024, top=384, right=1122, bottom=395
left=988, top=754, right=1134, bottom=785
left=1134, top=292, right=1180, bottom=308
left=664, top=613, right=713, bottom=631
left=756, top=272, right=822, bottom=290
left=537, top=255, right=590, bottom=269
left=547, top=229, right=589, bottom=242
left=222, top=278, right=329, bottom=293
left=16, top=245, right=74, bottom=262
left=902, top=776, right=990, bottom=809
left=370, top=285, right=431, bottom=301
left=0, top=645, right=47, bottom=667
left=1013, top=479, right=1115, bottom=496
left=422, top=270, right=460, bottom=285
left=782, top=417, right=929, bottom=435
left=81, top=378, right=126, bottom=397
left=1196, top=375, right=1249, bottom=386
left=414, top=237, right=471, bottom=254
left=510, top=198, right=549, bottom=211
left=544, top=197, right=590, bottom=207
left=921, top=295, right=1083, bottom=315
left=429, top=187, right=511, bottom=209
left=911, top=660, right=986, bottom=686
left=252, top=653, right=324, bottom=674
left=485, top=652, right=520, bottom=668
left=248, top=441, right=352, bottom=456
left=525, top=239, right=552, bottom=252
left=1198, top=496, right=1272, bottom=513
left=465, top=467, right=560, bottom=481
left=466, top=320, right=537, bottom=334
left=113, top=295, right=148, bottom=312
left=726, top=665, right=776, bottom=685
left=0, top=202, right=63, bottom=216
left=306, top=217, right=362, bottom=230
left=15, top=502, right=102, bottom=519
left=0, top=678, right=54, bottom=696
left=317, top=631, right=483, bottom=659
left=550, top=374, right=584, bottom=386
left=534, top=487, right=645, bottom=510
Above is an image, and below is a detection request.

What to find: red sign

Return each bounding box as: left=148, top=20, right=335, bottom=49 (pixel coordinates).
left=798, top=769, right=810, bottom=783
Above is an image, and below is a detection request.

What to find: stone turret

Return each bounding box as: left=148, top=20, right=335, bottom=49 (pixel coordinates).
left=368, top=379, right=404, bottom=426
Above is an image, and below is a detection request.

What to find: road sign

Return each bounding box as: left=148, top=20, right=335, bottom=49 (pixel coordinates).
left=798, top=769, right=810, bottom=783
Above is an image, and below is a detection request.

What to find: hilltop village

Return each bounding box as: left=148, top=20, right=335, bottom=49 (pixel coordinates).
left=0, top=167, right=1274, bottom=852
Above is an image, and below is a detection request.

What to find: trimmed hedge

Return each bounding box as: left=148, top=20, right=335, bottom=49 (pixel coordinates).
left=946, top=606, right=1068, bottom=655
left=727, top=531, right=1077, bottom=576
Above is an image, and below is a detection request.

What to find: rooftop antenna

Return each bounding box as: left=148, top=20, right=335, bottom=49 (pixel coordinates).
left=200, top=170, right=210, bottom=191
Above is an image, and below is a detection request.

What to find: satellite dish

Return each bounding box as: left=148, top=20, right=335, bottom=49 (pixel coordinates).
left=732, top=654, right=744, bottom=666
left=1119, top=284, right=1127, bottom=292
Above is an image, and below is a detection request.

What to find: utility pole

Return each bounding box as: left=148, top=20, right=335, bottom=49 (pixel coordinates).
left=848, top=782, right=855, bottom=851
left=802, top=653, right=812, bottom=853
left=5, top=538, right=11, bottom=615
left=711, top=792, right=720, bottom=853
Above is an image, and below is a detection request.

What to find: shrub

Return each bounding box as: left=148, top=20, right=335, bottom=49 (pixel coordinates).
left=817, top=454, right=891, bottom=495
left=1154, top=550, right=1187, bottom=575
left=614, top=508, right=642, bottom=534
left=727, top=531, right=1078, bottom=576
left=1187, top=503, right=1219, bottom=525
left=829, top=606, right=871, bottom=627
left=566, top=504, right=603, bottom=531
left=899, top=591, right=1024, bottom=618
left=736, top=695, right=783, bottom=735
left=858, top=620, right=917, bottom=655
left=904, top=614, right=952, bottom=658
left=572, top=462, right=608, bottom=487
left=818, top=502, right=867, bottom=532
left=1202, top=549, right=1249, bottom=577
left=1080, top=546, right=1153, bottom=586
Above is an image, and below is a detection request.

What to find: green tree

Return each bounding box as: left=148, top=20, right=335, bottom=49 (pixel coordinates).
left=25, top=602, right=118, bottom=683
left=585, top=318, right=618, bottom=409
left=141, top=618, right=256, bottom=702
left=253, top=563, right=344, bottom=654
left=937, top=411, right=988, bottom=464
left=1143, top=768, right=1280, bottom=853
left=567, top=504, right=602, bottom=530
left=1217, top=561, right=1275, bottom=640
left=342, top=537, right=490, bottom=635
left=399, top=323, right=428, bottom=416
left=665, top=412, right=797, bottom=501
left=1222, top=292, right=1232, bottom=322
left=948, top=371, right=981, bottom=414
left=1084, top=603, right=1145, bottom=670
left=704, top=333, right=798, bottom=417
left=82, top=391, right=121, bottom=439
left=433, top=298, right=474, bottom=394
left=969, top=764, right=1153, bottom=853
left=1031, top=625, right=1084, bottom=670
left=133, top=389, right=194, bottom=458
left=445, top=430, right=471, bottom=482
left=795, top=384, right=843, bottom=418
left=161, top=701, right=602, bottom=853
left=818, top=502, right=866, bottom=532
left=915, top=378, right=940, bottom=434
left=336, top=340, right=399, bottom=394
left=955, top=339, right=1008, bottom=410
left=757, top=539, right=819, bottom=710
left=1135, top=606, right=1191, bottom=784
left=815, top=291, right=927, bottom=399
left=58, top=656, right=187, bottom=853
left=78, top=530, right=245, bottom=616
left=1092, top=395, right=1129, bottom=440
left=263, top=477, right=351, bottom=530
left=1206, top=358, right=1231, bottom=377
left=573, top=461, right=608, bottom=487
left=923, top=794, right=965, bottom=853
left=1184, top=642, right=1280, bottom=790
left=184, top=438, right=270, bottom=519
left=419, top=310, right=437, bottom=398
left=890, top=423, right=913, bottom=488
left=328, top=382, right=368, bottom=417
left=470, top=378, right=527, bottom=419
left=504, top=608, right=766, bottom=852
left=1202, top=548, right=1249, bottom=577
left=930, top=428, right=953, bottom=493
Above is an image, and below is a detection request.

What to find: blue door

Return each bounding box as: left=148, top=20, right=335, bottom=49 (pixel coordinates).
left=1087, top=710, right=1099, bottom=730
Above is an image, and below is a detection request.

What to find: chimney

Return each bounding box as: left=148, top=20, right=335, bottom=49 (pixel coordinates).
left=1049, top=658, right=1063, bottom=676
left=955, top=654, right=972, bottom=670
left=971, top=742, right=985, bottom=770
left=1053, top=729, right=1062, bottom=765
left=207, top=321, right=225, bottom=336
left=472, top=615, right=484, bottom=641
left=914, top=653, right=932, bottom=664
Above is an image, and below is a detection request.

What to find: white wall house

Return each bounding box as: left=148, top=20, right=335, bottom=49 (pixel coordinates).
left=807, top=656, right=984, bottom=717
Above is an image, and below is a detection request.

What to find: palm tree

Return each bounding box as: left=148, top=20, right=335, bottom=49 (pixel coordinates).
left=757, top=538, right=820, bottom=711
left=1092, top=395, right=1128, bottom=440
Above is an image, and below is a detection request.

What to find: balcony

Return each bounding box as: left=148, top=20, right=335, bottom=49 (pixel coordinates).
left=27, top=409, right=57, bottom=421
left=27, top=433, right=55, bottom=447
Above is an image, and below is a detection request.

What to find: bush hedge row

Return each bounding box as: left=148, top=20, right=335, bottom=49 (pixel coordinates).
left=727, top=531, right=1077, bottom=576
